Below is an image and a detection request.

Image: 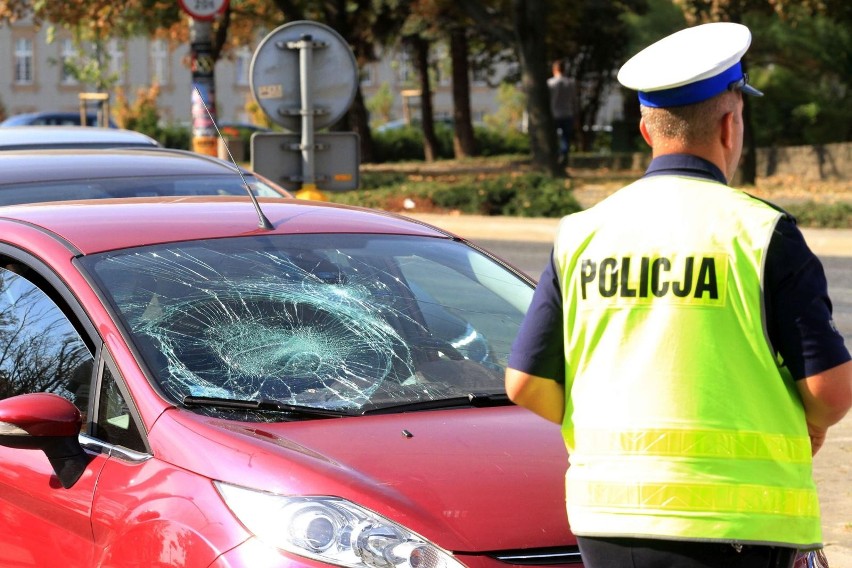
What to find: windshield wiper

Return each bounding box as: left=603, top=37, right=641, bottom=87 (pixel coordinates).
left=361, top=393, right=511, bottom=415
left=182, top=395, right=349, bottom=419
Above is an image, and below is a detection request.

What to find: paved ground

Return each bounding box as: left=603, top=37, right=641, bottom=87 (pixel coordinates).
left=406, top=212, right=852, bottom=257
left=408, top=213, right=852, bottom=566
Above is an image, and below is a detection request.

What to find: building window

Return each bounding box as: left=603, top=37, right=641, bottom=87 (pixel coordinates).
left=234, top=46, right=251, bottom=87
left=14, top=38, right=34, bottom=85
left=471, top=66, right=489, bottom=87
left=108, top=39, right=125, bottom=85
left=150, top=39, right=169, bottom=86
left=433, top=45, right=450, bottom=87
left=360, top=63, right=374, bottom=87
left=59, top=39, right=78, bottom=85
left=395, top=48, right=414, bottom=86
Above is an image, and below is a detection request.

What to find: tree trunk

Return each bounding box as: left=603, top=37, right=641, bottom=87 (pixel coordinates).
left=578, top=77, right=606, bottom=152
left=512, top=0, right=561, bottom=176
left=412, top=35, right=439, bottom=162
left=450, top=27, right=478, bottom=158
left=346, top=86, right=375, bottom=164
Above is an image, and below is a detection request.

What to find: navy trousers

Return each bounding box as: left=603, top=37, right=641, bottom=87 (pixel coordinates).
left=577, top=536, right=797, bottom=568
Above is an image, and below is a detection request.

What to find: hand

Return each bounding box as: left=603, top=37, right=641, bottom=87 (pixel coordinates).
left=807, top=422, right=828, bottom=456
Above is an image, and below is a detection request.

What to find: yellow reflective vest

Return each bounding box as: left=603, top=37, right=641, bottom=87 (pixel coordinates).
left=553, top=175, right=821, bottom=548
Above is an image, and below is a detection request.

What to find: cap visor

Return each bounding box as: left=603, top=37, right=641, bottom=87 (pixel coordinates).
left=741, top=83, right=763, bottom=97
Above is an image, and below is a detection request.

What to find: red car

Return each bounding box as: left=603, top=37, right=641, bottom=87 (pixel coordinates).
left=0, top=197, right=578, bottom=567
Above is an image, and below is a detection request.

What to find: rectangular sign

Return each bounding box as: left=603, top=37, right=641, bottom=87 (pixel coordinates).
left=251, top=132, right=360, bottom=192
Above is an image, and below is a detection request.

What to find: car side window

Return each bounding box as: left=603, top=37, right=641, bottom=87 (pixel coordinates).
left=94, top=364, right=146, bottom=453
left=0, top=264, right=94, bottom=417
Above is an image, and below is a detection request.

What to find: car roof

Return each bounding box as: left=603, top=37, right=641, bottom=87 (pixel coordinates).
left=0, top=111, right=118, bottom=127
left=0, top=197, right=450, bottom=255
left=0, top=126, right=159, bottom=150
left=0, top=147, right=248, bottom=184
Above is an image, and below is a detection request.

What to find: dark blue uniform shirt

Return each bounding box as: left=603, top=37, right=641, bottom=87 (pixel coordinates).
left=509, top=154, right=851, bottom=382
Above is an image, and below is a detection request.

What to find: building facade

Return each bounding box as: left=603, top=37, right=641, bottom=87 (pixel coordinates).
left=0, top=20, right=510, bottom=129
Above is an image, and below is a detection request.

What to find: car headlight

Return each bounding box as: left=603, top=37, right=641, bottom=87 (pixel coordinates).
left=215, top=482, right=465, bottom=568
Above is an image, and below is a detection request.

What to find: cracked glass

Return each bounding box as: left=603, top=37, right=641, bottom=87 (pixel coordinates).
left=81, top=234, right=533, bottom=420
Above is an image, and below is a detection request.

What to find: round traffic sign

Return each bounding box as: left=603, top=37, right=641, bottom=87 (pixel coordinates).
left=250, top=21, right=358, bottom=132
left=179, top=0, right=229, bottom=21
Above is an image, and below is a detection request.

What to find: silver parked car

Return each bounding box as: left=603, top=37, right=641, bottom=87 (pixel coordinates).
left=0, top=147, right=293, bottom=205
left=0, top=126, right=159, bottom=151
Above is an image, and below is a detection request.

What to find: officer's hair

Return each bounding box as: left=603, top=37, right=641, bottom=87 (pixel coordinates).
left=640, top=91, right=737, bottom=146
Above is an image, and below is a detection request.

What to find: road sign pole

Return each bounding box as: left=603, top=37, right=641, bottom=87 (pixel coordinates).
left=296, top=35, right=317, bottom=193
left=180, top=0, right=228, bottom=158
left=190, top=19, right=218, bottom=157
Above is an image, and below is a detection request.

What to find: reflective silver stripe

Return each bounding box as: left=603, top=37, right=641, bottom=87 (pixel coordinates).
left=575, top=428, right=812, bottom=463
left=569, top=479, right=820, bottom=517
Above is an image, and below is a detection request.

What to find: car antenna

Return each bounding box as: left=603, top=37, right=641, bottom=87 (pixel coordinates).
left=193, top=86, right=274, bottom=230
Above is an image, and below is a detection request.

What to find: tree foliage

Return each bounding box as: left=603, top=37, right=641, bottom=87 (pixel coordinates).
left=547, top=0, right=649, bottom=151
left=673, top=0, right=851, bottom=152
left=3, top=0, right=846, bottom=171
left=453, top=0, right=560, bottom=174
left=746, top=6, right=851, bottom=145
left=0, top=0, right=182, bottom=37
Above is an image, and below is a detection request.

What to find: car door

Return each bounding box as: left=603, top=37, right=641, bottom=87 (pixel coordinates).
left=0, top=257, right=107, bottom=567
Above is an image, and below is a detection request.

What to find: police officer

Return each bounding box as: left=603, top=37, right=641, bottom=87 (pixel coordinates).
left=505, top=22, right=852, bottom=568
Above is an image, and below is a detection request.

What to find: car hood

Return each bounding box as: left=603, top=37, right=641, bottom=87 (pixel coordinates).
left=152, top=405, right=572, bottom=552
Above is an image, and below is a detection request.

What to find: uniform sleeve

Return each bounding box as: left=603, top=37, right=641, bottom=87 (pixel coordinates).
left=765, top=219, right=852, bottom=380
left=507, top=253, right=566, bottom=382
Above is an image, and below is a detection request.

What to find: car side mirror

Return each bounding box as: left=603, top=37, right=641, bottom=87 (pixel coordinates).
left=0, top=392, right=92, bottom=488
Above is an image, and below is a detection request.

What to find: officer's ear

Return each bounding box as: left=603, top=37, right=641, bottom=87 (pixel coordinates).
left=639, top=117, right=653, bottom=148
left=720, top=110, right=735, bottom=151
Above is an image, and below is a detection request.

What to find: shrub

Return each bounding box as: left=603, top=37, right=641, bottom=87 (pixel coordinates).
left=114, top=84, right=161, bottom=139
left=785, top=201, right=852, bottom=228
left=371, top=124, right=530, bottom=162
left=158, top=124, right=191, bottom=150
left=329, top=172, right=582, bottom=218
left=500, top=173, right=579, bottom=218
left=474, top=126, right=530, bottom=156
left=372, top=126, right=428, bottom=162
left=359, top=171, right=409, bottom=189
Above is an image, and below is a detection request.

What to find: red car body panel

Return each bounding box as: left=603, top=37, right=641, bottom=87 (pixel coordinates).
left=3, top=198, right=450, bottom=255
left=147, top=406, right=571, bottom=553
left=0, top=446, right=107, bottom=567
left=90, top=457, right=252, bottom=567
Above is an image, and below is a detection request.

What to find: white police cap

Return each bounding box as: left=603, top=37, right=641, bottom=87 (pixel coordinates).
left=617, top=22, right=763, bottom=108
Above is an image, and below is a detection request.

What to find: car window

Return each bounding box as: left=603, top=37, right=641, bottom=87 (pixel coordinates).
left=0, top=265, right=94, bottom=419
left=94, top=363, right=146, bottom=453
left=0, top=175, right=284, bottom=205
left=81, top=234, right=534, bottom=419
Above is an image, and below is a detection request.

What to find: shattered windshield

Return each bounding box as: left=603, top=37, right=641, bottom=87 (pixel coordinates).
left=81, top=234, right=533, bottom=419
